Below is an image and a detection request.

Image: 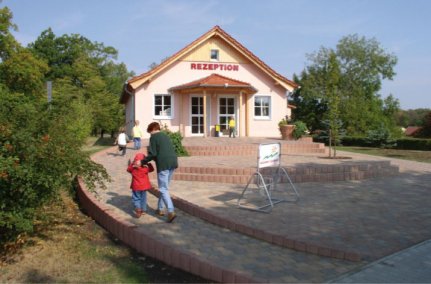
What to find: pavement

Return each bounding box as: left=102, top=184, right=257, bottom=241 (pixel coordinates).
left=90, top=138, right=431, bottom=283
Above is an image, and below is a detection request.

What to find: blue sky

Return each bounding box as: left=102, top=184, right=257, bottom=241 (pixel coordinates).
left=3, top=0, right=431, bottom=110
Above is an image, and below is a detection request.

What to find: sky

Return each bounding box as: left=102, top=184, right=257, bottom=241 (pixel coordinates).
left=3, top=0, right=431, bottom=110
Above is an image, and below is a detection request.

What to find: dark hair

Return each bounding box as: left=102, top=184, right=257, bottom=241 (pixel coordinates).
left=147, top=122, right=161, bottom=133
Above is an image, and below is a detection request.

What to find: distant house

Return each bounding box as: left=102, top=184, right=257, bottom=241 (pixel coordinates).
left=120, top=26, right=299, bottom=138
left=404, top=126, right=422, bottom=137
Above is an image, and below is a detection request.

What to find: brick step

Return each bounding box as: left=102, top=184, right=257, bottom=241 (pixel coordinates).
left=185, top=143, right=327, bottom=156
left=149, top=161, right=399, bottom=184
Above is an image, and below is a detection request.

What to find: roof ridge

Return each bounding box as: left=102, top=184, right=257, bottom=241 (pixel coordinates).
left=127, top=25, right=298, bottom=89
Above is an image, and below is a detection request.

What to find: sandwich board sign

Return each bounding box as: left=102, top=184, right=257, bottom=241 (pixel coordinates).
left=237, top=143, right=299, bottom=213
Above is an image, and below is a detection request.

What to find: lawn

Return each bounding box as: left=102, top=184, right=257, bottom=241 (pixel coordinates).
left=0, top=137, right=208, bottom=283
left=82, top=136, right=116, bottom=155
left=338, top=146, right=431, bottom=163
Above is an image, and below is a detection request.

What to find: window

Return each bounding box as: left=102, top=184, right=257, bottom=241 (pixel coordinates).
left=254, top=96, right=271, bottom=119
left=154, top=94, right=172, bottom=118
left=210, top=49, right=219, bottom=61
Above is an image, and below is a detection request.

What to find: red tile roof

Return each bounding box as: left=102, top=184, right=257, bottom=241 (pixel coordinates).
left=168, top=73, right=257, bottom=93
left=404, top=126, right=422, bottom=136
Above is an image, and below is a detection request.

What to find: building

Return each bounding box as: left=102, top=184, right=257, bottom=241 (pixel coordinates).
left=121, top=26, right=298, bottom=138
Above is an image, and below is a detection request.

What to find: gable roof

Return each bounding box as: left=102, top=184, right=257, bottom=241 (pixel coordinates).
left=168, top=73, right=257, bottom=94
left=126, top=25, right=298, bottom=91
left=404, top=126, right=422, bottom=136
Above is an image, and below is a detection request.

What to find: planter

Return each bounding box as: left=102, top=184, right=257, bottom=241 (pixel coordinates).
left=280, top=125, right=295, bottom=140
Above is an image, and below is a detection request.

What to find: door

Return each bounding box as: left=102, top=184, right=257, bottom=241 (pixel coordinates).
left=190, top=96, right=204, bottom=135
left=218, top=97, right=236, bottom=135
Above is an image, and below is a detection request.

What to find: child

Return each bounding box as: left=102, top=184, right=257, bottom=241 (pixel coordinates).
left=115, top=128, right=129, bottom=156
left=127, top=153, right=154, bottom=218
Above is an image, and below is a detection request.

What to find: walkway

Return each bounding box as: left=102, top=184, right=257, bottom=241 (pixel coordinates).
left=84, top=138, right=431, bottom=283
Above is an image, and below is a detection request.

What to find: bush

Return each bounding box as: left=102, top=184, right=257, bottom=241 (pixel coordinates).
left=292, top=121, right=308, bottom=140
left=321, top=135, right=431, bottom=151
left=0, top=90, right=108, bottom=244
left=365, top=124, right=396, bottom=148
left=161, top=126, right=188, bottom=156
left=394, top=138, right=431, bottom=151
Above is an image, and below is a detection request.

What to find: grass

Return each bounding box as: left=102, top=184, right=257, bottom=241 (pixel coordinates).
left=0, top=137, right=208, bottom=283
left=337, top=146, right=431, bottom=163
left=82, top=136, right=116, bottom=155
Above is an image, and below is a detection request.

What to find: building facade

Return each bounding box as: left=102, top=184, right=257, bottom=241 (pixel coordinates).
left=121, top=26, right=298, bottom=138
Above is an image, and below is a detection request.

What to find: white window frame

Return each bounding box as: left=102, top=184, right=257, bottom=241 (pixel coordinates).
left=153, top=94, right=174, bottom=119
left=254, top=95, right=271, bottom=120
left=217, top=95, right=237, bottom=134
left=210, top=49, right=219, bottom=61
left=190, top=95, right=205, bottom=136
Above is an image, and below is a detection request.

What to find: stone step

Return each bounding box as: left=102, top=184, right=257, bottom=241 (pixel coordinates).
left=184, top=143, right=327, bottom=156
left=148, top=161, right=399, bottom=184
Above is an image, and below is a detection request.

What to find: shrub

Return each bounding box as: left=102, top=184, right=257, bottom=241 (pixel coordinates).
left=394, top=138, right=431, bottom=151
left=365, top=124, right=396, bottom=148
left=161, top=126, right=188, bottom=157
left=0, top=90, right=109, bottom=244
left=292, top=121, right=308, bottom=140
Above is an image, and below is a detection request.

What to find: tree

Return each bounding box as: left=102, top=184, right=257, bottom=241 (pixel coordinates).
left=0, top=6, right=20, bottom=61
left=0, top=48, right=49, bottom=96
left=417, top=111, right=431, bottom=138
left=293, top=34, right=399, bottom=137
left=28, top=29, right=134, bottom=135
left=0, top=89, right=109, bottom=243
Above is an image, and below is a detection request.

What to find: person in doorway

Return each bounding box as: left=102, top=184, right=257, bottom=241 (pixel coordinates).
left=127, top=153, right=154, bottom=218
left=141, top=122, right=178, bottom=223
left=114, top=128, right=129, bottom=156
left=132, top=120, right=144, bottom=150
left=228, top=116, right=236, bottom=138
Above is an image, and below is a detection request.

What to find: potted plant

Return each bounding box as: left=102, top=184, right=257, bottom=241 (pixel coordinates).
left=278, top=117, right=295, bottom=140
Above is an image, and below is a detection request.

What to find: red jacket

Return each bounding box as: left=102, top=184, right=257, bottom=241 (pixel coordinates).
left=127, top=163, right=154, bottom=191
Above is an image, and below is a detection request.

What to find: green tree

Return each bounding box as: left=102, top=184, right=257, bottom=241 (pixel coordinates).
left=0, top=5, right=19, bottom=60
left=0, top=89, right=109, bottom=243
left=28, top=29, right=133, bottom=135
left=0, top=48, right=49, bottom=96
left=293, top=34, right=398, bottom=137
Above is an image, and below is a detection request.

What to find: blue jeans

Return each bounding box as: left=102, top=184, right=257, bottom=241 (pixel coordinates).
left=157, top=169, right=175, bottom=213
left=132, top=190, right=147, bottom=211
left=133, top=137, right=141, bottom=150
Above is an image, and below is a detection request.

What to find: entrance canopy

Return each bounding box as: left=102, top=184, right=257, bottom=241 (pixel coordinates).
left=168, top=73, right=257, bottom=95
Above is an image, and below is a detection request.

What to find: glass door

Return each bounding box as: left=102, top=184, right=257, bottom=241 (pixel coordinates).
left=219, top=97, right=235, bottom=135
left=191, top=96, right=204, bottom=134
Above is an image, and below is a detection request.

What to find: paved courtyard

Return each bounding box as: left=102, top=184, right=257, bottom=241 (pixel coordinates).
left=89, top=139, right=431, bottom=282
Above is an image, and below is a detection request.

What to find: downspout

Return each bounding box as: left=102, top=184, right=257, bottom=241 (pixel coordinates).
left=123, top=83, right=135, bottom=132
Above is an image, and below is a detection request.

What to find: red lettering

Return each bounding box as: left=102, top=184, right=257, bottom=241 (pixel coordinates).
left=190, top=62, right=239, bottom=71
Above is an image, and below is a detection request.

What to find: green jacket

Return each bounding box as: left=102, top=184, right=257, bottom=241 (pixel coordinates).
left=143, top=131, right=178, bottom=172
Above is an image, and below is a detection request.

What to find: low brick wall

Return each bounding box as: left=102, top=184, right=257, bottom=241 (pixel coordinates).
left=150, top=188, right=362, bottom=262
left=76, top=177, right=262, bottom=283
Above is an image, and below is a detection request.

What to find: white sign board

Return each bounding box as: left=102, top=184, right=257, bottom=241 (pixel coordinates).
left=258, top=143, right=281, bottom=168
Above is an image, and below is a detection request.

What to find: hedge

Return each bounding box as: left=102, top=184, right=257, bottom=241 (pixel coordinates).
left=313, top=136, right=431, bottom=151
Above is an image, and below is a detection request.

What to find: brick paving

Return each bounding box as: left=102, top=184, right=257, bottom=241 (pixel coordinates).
left=87, top=138, right=431, bottom=283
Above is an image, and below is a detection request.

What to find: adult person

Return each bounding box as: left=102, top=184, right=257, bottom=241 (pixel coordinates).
left=228, top=116, right=236, bottom=138
left=132, top=120, right=144, bottom=150
left=142, top=122, right=178, bottom=223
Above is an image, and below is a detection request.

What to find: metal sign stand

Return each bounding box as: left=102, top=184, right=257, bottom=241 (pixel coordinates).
left=237, top=143, right=299, bottom=213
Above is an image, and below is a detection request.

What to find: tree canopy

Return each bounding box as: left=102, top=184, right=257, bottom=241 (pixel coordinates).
left=0, top=5, right=132, bottom=244
left=292, top=34, right=400, bottom=137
